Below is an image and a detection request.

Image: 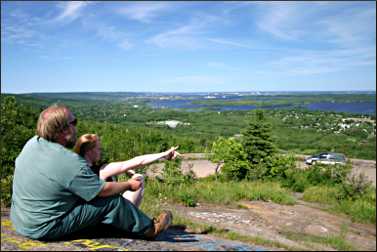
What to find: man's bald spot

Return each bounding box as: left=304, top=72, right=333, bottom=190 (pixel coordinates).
left=42, top=106, right=70, bottom=120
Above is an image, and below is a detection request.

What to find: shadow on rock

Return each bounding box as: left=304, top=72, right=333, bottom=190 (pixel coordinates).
left=55, top=224, right=198, bottom=243
left=156, top=225, right=199, bottom=243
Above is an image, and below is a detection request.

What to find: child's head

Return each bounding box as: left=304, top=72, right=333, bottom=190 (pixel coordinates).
left=73, top=134, right=101, bottom=164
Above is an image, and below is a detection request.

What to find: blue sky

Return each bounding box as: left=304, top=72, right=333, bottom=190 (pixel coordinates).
left=1, top=1, right=376, bottom=93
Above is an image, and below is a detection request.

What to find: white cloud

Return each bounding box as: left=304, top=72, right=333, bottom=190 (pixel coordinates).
left=1, top=10, right=46, bottom=48
left=146, top=14, right=222, bottom=49
left=117, top=2, right=172, bottom=23
left=207, top=38, right=253, bottom=49
left=268, top=47, right=376, bottom=76
left=81, top=18, right=133, bottom=50
left=118, top=39, right=133, bottom=50
left=257, top=2, right=305, bottom=40
left=147, top=24, right=202, bottom=49
left=55, top=1, right=91, bottom=22
left=256, top=2, right=376, bottom=47
left=319, top=8, right=376, bottom=48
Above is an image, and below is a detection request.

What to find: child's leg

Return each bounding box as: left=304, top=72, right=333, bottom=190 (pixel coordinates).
left=123, top=173, right=144, bottom=208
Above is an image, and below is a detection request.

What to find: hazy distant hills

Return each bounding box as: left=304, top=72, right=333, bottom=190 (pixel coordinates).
left=11, top=91, right=376, bottom=102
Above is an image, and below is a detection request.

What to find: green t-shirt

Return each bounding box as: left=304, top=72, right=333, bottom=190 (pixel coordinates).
left=10, top=136, right=105, bottom=239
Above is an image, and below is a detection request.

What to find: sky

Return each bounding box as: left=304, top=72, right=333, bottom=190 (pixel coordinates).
left=1, top=1, right=376, bottom=93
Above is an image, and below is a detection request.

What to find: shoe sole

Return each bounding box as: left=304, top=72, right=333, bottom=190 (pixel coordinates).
left=160, top=211, right=173, bottom=232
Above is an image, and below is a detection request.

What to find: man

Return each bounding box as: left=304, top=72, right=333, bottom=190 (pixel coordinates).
left=10, top=104, right=173, bottom=241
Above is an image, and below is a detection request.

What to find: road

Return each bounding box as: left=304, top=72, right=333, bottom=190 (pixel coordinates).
left=148, top=153, right=376, bottom=186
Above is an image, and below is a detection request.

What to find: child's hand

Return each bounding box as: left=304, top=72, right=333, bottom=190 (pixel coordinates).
left=127, top=178, right=142, bottom=191
left=165, top=146, right=182, bottom=160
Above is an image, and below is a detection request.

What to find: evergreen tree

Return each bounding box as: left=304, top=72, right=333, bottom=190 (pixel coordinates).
left=242, top=110, right=277, bottom=166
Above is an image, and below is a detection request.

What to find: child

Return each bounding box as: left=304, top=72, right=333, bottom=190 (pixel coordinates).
left=73, top=134, right=180, bottom=208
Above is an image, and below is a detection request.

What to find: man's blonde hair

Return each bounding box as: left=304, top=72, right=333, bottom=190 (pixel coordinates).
left=73, top=134, right=99, bottom=157
left=36, top=104, right=70, bottom=142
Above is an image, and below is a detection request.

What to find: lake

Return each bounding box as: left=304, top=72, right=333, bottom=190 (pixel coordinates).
left=148, top=100, right=376, bottom=115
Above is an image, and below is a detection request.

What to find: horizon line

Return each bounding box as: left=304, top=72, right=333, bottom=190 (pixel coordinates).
left=3, top=90, right=377, bottom=95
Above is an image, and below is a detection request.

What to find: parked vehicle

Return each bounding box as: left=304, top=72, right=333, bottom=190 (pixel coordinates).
left=305, top=152, right=346, bottom=165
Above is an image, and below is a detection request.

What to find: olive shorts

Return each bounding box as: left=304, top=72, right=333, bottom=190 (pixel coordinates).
left=40, top=195, right=153, bottom=241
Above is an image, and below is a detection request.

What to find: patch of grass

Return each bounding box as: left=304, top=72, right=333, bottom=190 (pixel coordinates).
left=281, top=230, right=355, bottom=251
left=303, top=185, right=376, bottom=224
left=302, top=185, right=344, bottom=204
left=144, top=179, right=296, bottom=207
left=334, top=197, right=376, bottom=224
left=178, top=192, right=197, bottom=207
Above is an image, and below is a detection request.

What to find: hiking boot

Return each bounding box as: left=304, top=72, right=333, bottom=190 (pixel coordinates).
left=144, top=210, right=173, bottom=240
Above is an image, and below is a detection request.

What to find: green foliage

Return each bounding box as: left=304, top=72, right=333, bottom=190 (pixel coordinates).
left=303, top=185, right=376, bottom=223
left=145, top=179, right=296, bottom=207
left=211, top=137, right=247, bottom=163
left=210, top=137, right=250, bottom=180
left=306, top=163, right=351, bottom=185
left=209, top=111, right=293, bottom=181
left=335, top=196, right=376, bottom=223
left=340, top=173, right=373, bottom=200
left=281, top=169, right=309, bottom=192
left=281, top=230, right=355, bottom=251
left=299, top=169, right=376, bottom=224
left=178, top=192, right=197, bottom=207
left=220, top=160, right=251, bottom=181
left=268, top=154, right=296, bottom=178
left=303, top=185, right=345, bottom=204
left=1, top=95, right=39, bottom=206
left=1, top=175, right=13, bottom=207
left=282, top=162, right=352, bottom=193
left=13, top=93, right=376, bottom=160
left=242, top=110, right=277, bottom=166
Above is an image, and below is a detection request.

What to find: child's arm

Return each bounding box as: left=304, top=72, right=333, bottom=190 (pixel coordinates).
left=99, top=147, right=180, bottom=180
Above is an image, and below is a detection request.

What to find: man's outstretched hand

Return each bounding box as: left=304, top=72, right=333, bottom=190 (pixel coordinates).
left=164, top=146, right=182, bottom=160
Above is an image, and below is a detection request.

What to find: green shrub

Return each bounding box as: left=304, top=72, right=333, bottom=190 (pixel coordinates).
left=340, top=173, right=373, bottom=200
left=267, top=154, right=296, bottom=178
left=178, top=192, right=197, bottom=207
left=221, top=160, right=251, bottom=181
left=281, top=168, right=310, bottom=192
left=1, top=95, right=38, bottom=206
left=246, top=163, right=269, bottom=181
left=1, top=175, right=13, bottom=207
left=210, top=137, right=250, bottom=180
left=282, top=162, right=353, bottom=193
left=306, top=163, right=351, bottom=185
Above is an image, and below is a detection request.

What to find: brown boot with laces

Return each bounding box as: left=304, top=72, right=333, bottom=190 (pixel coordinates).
left=144, top=210, right=173, bottom=240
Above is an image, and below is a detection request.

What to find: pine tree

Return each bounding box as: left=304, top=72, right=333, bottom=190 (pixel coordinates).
left=242, top=110, right=277, bottom=165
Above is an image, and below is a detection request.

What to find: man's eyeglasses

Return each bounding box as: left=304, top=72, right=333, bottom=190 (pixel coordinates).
left=69, top=118, right=78, bottom=126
